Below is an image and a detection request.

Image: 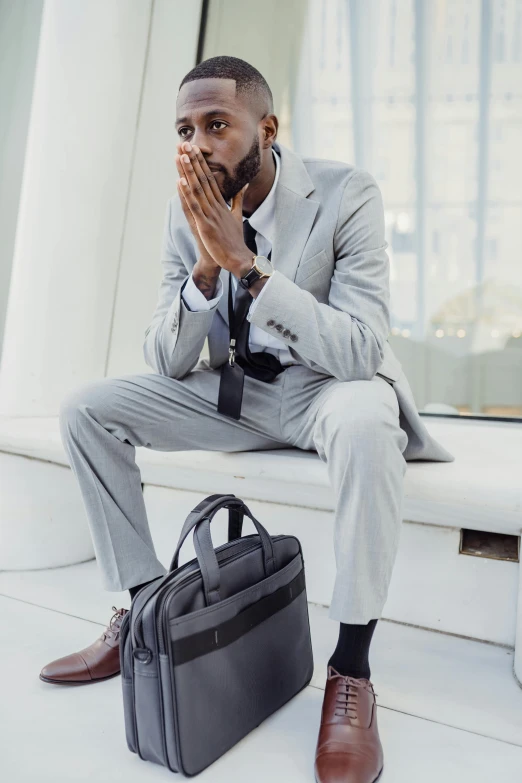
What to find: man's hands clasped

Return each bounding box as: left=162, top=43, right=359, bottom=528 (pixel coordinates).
left=175, top=141, right=252, bottom=277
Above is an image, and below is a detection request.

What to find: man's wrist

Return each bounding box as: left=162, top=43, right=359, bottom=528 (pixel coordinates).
left=233, top=250, right=272, bottom=298
left=193, top=257, right=221, bottom=300
left=182, top=272, right=223, bottom=311
left=233, top=249, right=256, bottom=280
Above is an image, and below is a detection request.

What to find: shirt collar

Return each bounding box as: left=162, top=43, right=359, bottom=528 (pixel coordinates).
left=226, top=147, right=280, bottom=245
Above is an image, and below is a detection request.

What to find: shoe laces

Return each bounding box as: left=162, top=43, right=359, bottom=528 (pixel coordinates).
left=101, top=606, right=127, bottom=643
left=330, top=671, right=378, bottom=719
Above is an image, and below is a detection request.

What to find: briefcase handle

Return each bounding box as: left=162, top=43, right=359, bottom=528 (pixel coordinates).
left=169, top=494, right=277, bottom=606
left=169, top=493, right=242, bottom=571
left=203, top=492, right=246, bottom=542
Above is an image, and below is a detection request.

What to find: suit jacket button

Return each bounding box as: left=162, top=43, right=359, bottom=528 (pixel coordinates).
left=275, top=324, right=283, bottom=332
left=282, top=329, right=291, bottom=337
left=266, top=319, right=276, bottom=327
left=290, top=334, right=298, bottom=342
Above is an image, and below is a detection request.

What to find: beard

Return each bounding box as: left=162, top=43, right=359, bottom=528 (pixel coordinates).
left=218, top=134, right=262, bottom=204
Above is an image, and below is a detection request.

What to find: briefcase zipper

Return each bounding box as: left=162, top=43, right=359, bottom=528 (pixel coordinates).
left=132, top=534, right=279, bottom=654
left=131, top=535, right=256, bottom=649
left=157, top=535, right=286, bottom=656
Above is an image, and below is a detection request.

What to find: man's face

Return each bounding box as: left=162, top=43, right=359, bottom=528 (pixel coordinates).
left=176, top=78, right=263, bottom=204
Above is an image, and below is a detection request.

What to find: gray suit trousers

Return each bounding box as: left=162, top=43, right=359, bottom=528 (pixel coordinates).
left=59, top=361, right=408, bottom=624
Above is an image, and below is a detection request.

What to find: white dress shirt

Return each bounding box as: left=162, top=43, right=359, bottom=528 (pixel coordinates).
left=180, top=148, right=298, bottom=366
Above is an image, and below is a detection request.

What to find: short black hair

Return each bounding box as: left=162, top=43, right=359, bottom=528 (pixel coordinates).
left=179, top=55, right=274, bottom=119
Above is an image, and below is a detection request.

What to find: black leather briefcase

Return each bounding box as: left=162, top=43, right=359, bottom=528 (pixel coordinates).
left=120, top=493, right=314, bottom=776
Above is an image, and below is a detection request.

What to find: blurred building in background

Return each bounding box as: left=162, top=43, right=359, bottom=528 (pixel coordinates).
left=1, top=0, right=521, bottom=419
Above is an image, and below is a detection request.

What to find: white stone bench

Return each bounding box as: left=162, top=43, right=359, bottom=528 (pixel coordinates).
left=0, top=414, right=521, bottom=683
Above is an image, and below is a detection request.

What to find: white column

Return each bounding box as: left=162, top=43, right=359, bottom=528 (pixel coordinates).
left=105, top=0, right=204, bottom=376
left=0, top=0, right=152, bottom=416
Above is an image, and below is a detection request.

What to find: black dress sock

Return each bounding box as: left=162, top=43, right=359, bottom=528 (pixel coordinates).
left=327, top=619, right=379, bottom=680
left=129, top=578, right=157, bottom=601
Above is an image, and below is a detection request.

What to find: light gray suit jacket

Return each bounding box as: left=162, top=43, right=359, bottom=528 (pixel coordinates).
left=144, top=140, right=455, bottom=463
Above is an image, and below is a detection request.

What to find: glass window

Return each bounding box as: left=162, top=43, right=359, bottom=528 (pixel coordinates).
left=202, top=0, right=522, bottom=420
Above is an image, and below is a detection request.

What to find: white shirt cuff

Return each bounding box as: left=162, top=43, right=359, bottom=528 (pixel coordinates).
left=247, top=273, right=275, bottom=317
left=182, top=272, right=223, bottom=311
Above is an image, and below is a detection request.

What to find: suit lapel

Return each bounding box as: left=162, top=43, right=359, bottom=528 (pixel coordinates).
left=217, top=141, right=318, bottom=327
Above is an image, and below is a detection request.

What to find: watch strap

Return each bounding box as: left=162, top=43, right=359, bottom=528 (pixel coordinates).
left=240, top=249, right=273, bottom=289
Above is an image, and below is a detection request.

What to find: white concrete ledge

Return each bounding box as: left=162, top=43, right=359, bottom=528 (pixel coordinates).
left=1, top=415, right=521, bottom=534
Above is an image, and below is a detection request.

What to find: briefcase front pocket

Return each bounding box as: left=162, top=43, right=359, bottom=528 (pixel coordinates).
left=169, top=550, right=313, bottom=776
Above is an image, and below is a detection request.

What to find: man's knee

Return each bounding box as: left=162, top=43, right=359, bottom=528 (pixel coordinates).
left=59, top=377, right=122, bottom=425
left=314, top=378, right=405, bottom=454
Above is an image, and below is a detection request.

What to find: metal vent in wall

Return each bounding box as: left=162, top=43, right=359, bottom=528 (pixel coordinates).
left=459, top=529, right=520, bottom=562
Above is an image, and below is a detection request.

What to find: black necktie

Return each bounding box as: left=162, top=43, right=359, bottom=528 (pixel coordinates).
left=216, top=219, right=285, bottom=419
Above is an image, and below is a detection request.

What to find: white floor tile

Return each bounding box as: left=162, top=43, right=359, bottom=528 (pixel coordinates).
left=0, top=558, right=129, bottom=626
left=2, top=559, right=522, bottom=749
left=1, top=596, right=522, bottom=782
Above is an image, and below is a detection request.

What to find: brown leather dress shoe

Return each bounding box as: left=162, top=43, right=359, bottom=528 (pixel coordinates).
left=39, top=606, right=128, bottom=685
left=314, top=665, right=384, bottom=783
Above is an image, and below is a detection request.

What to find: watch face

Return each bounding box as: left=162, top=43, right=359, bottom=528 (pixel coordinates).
left=255, top=256, right=273, bottom=275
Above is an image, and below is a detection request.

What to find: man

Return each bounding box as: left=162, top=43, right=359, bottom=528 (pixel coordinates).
left=40, top=56, right=454, bottom=783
